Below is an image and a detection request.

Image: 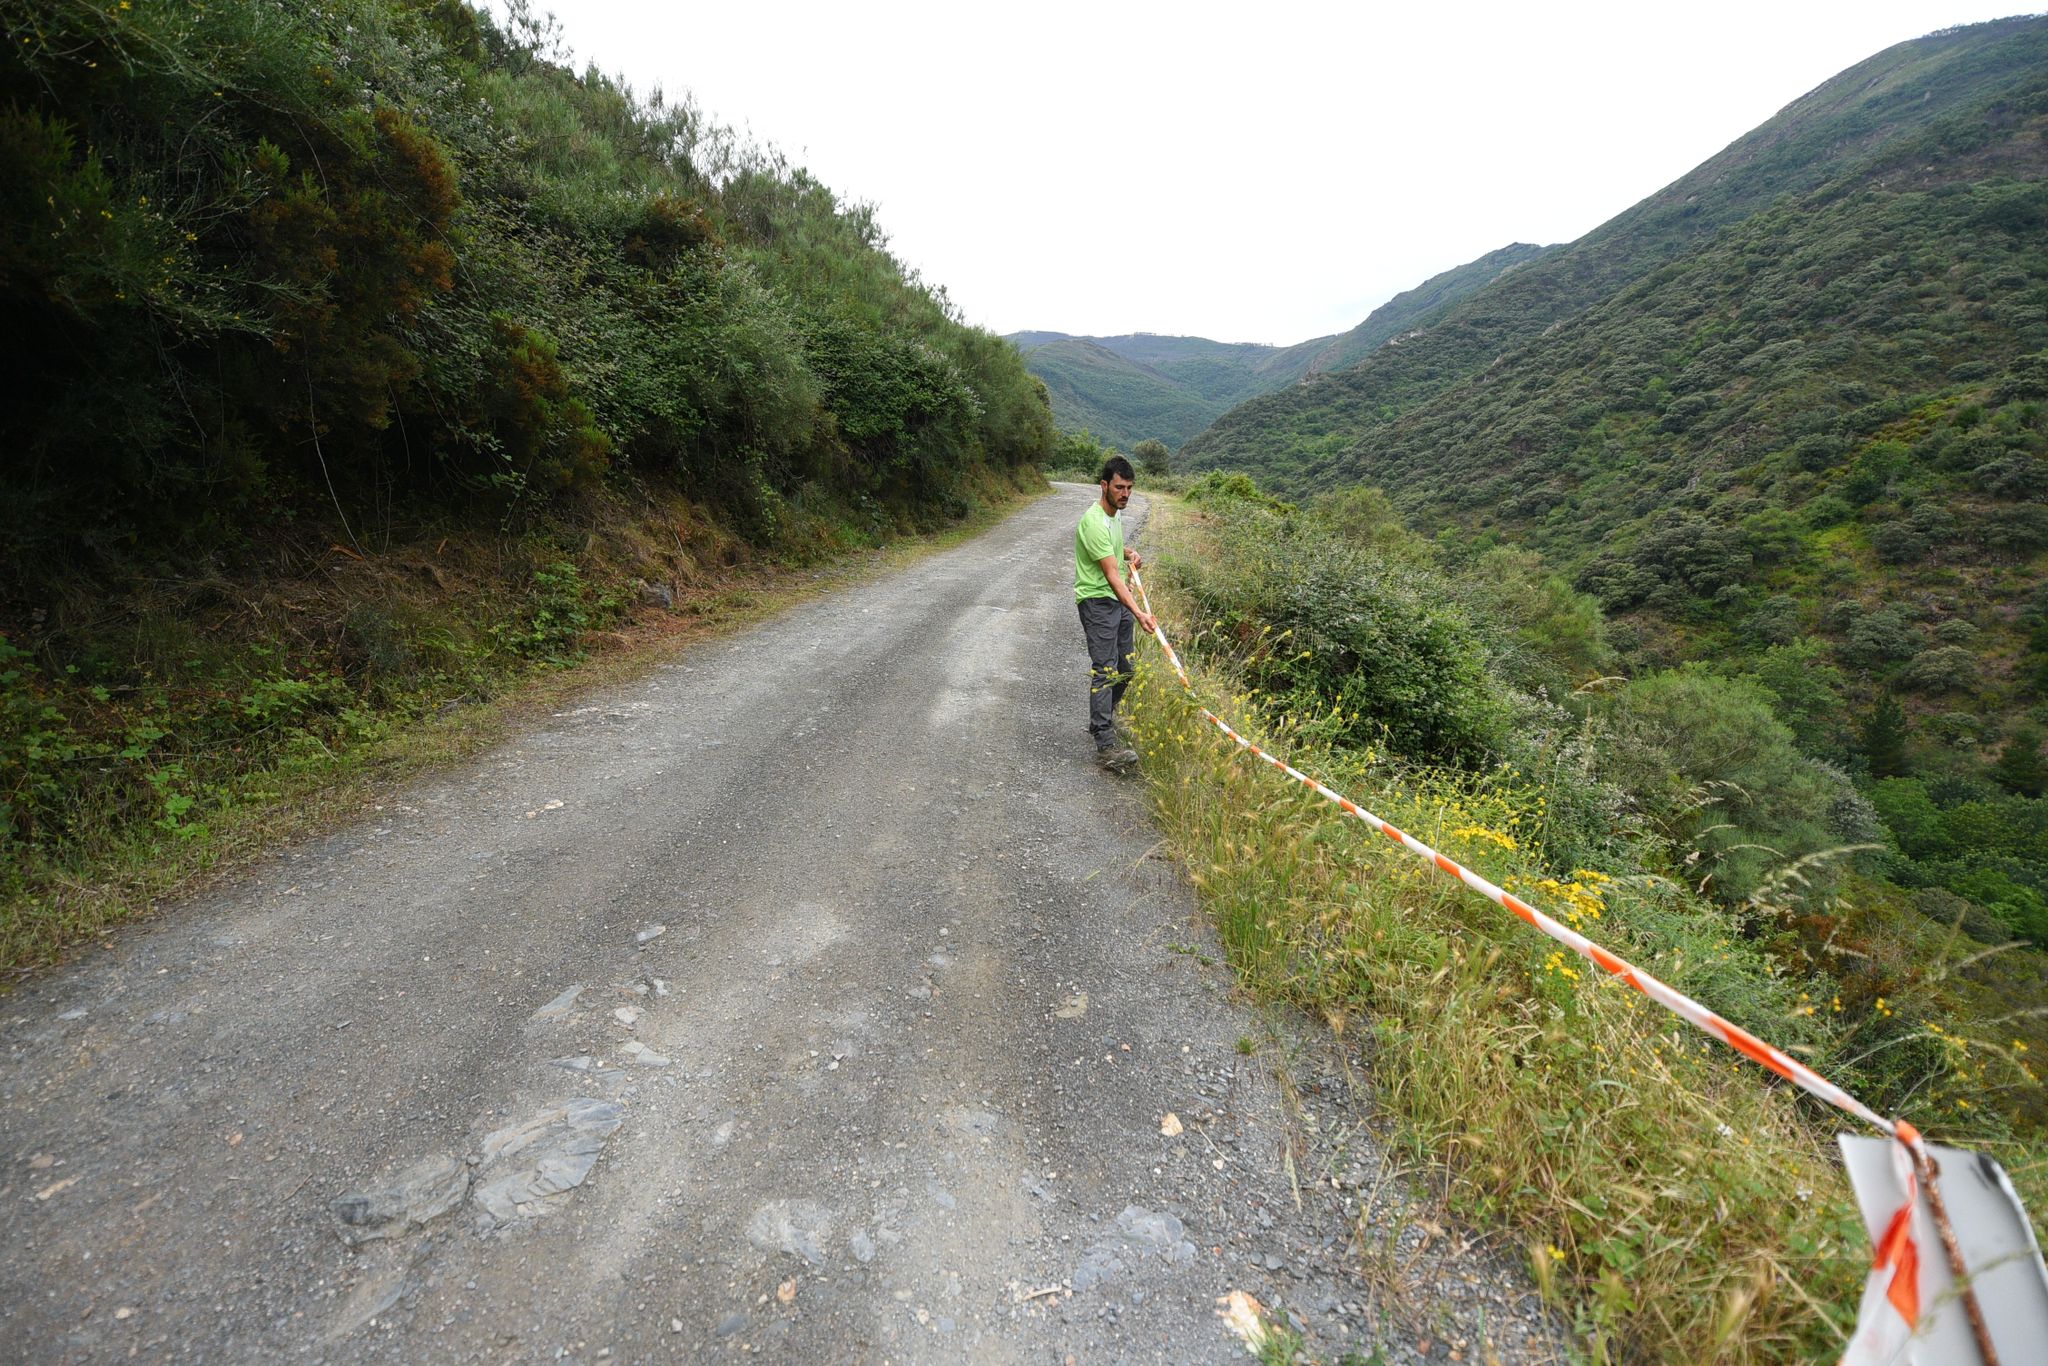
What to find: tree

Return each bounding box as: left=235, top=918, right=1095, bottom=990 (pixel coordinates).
left=1860, top=695, right=1910, bottom=777
left=1843, top=606, right=1918, bottom=669
left=1870, top=779, right=1953, bottom=859
left=1993, top=725, right=2048, bottom=798
left=1747, top=639, right=1848, bottom=756
left=1131, top=438, right=1171, bottom=477
left=1898, top=645, right=1978, bottom=695
left=1600, top=666, right=1859, bottom=901
left=1054, top=428, right=1111, bottom=474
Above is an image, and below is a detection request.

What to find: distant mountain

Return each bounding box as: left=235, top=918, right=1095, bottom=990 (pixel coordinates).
left=1181, top=17, right=2048, bottom=483
left=1008, top=244, right=1546, bottom=452
left=1300, top=242, right=1552, bottom=375
left=1015, top=339, right=1235, bottom=454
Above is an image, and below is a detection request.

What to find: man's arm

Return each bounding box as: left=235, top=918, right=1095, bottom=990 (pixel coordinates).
left=1098, top=556, right=1157, bottom=635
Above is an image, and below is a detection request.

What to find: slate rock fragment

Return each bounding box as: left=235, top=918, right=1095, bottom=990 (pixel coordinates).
left=329, top=1152, right=471, bottom=1246
left=471, top=1098, right=624, bottom=1228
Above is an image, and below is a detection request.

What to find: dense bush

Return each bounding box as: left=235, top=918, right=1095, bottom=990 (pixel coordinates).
left=1166, top=491, right=1513, bottom=764
left=1598, top=667, right=1866, bottom=900
left=0, top=0, right=1053, bottom=582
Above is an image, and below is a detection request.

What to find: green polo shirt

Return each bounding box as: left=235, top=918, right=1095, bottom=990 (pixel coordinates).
left=1074, top=501, right=1124, bottom=602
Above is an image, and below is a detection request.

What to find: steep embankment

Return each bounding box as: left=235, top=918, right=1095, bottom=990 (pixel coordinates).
left=1010, top=243, right=1543, bottom=451
left=1170, top=14, right=2048, bottom=1025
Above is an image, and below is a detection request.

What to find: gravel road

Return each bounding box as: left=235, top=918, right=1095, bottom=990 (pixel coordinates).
left=1, top=486, right=1560, bottom=1363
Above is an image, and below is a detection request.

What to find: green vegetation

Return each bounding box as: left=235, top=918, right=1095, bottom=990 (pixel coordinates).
left=1009, top=244, right=1544, bottom=454
left=0, top=0, right=1052, bottom=962
left=1128, top=487, right=2045, bottom=1362
left=1171, top=16, right=2048, bottom=1024
left=1039, top=427, right=1120, bottom=482
left=1016, top=337, right=1239, bottom=453
left=1184, top=18, right=2048, bottom=484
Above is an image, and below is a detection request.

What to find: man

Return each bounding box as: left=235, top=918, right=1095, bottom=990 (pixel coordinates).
left=1075, top=456, right=1157, bottom=771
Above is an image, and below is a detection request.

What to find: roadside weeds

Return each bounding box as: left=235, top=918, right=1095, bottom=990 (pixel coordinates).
left=1, top=481, right=1046, bottom=976
left=1119, top=497, right=1874, bottom=1364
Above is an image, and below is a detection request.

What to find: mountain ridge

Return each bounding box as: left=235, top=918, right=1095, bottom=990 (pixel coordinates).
left=1180, top=14, right=2048, bottom=478
left=1009, top=241, right=1548, bottom=452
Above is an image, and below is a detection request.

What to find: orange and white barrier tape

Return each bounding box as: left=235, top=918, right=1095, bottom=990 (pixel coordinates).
left=1125, top=565, right=1947, bottom=1353
left=1847, top=1138, right=1924, bottom=1363
left=1130, top=567, right=1900, bottom=1134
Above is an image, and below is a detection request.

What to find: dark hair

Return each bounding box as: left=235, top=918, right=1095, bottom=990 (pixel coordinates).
left=1099, top=455, right=1135, bottom=484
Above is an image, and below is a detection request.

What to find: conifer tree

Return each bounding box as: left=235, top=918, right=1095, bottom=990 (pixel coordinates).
left=1860, top=695, right=1909, bottom=777
left=1993, top=724, right=2047, bottom=797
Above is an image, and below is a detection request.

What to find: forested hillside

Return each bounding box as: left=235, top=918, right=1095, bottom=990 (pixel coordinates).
left=1183, top=16, right=2046, bottom=479
left=0, top=0, right=1052, bottom=957
left=1007, top=336, right=1247, bottom=453
left=1010, top=243, right=1543, bottom=452
left=1299, top=240, right=1551, bottom=375
left=1174, top=15, right=2048, bottom=952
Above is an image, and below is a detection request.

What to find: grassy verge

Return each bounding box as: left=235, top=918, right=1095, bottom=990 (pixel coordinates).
left=1, top=470, right=1044, bottom=973
left=1120, top=496, right=2044, bottom=1362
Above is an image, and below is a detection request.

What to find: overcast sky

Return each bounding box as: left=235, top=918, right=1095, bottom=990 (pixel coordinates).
left=517, top=1, right=2033, bottom=345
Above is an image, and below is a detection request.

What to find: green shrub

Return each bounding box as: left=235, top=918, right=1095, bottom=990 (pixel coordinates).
left=1455, top=545, right=1617, bottom=699
left=0, top=637, right=98, bottom=853
left=512, top=560, right=591, bottom=661
left=1898, top=644, right=1979, bottom=694
left=1168, top=499, right=1512, bottom=764
left=1995, top=725, right=2048, bottom=797
left=1745, top=638, right=1850, bottom=755
left=1183, top=470, right=1293, bottom=511
left=1598, top=666, right=1863, bottom=900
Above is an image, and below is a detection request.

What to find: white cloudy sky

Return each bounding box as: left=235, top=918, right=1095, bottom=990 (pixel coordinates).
left=515, top=1, right=2031, bottom=345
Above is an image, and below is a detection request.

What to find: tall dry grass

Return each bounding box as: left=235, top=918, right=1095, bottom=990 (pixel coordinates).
left=1111, top=502, right=2048, bottom=1358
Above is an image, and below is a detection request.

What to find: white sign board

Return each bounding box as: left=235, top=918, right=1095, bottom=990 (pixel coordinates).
left=1840, top=1134, right=2048, bottom=1364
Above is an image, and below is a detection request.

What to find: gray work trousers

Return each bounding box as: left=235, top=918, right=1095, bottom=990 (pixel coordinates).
left=1077, top=596, right=1136, bottom=749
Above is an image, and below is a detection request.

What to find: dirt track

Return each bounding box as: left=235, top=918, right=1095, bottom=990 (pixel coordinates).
left=0, top=486, right=1556, bottom=1363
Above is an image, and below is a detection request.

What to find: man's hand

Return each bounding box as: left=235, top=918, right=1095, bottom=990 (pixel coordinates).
left=1125, top=548, right=1144, bottom=572
left=1136, top=610, right=1157, bottom=635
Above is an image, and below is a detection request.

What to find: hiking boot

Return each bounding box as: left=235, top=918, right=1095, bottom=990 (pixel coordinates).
left=1096, top=744, right=1139, bottom=773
